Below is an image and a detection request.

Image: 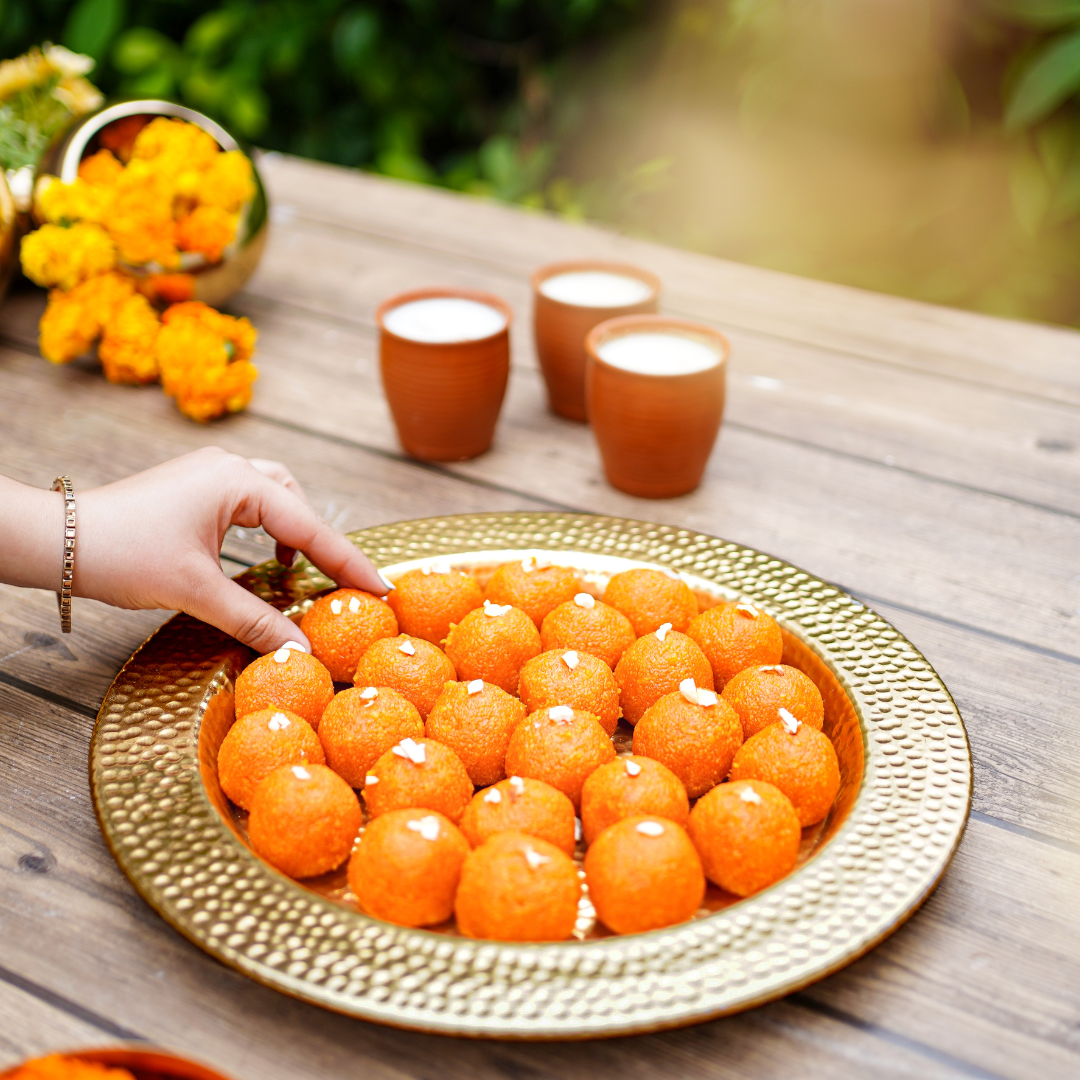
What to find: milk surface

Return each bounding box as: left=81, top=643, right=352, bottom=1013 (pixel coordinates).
left=539, top=271, right=653, bottom=308
left=598, top=332, right=719, bottom=376
left=384, top=297, right=507, bottom=343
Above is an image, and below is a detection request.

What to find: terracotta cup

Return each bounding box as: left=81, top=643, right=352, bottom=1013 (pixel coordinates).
left=532, top=260, right=660, bottom=421
left=377, top=286, right=513, bottom=461
left=585, top=315, right=729, bottom=499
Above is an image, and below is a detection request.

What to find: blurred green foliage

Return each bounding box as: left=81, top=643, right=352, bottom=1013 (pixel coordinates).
left=0, top=0, right=642, bottom=206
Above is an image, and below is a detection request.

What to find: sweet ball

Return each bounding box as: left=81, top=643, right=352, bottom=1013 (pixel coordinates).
left=387, top=566, right=483, bottom=646
left=424, top=679, right=526, bottom=787
left=584, top=816, right=705, bottom=935
left=318, top=685, right=424, bottom=788
left=540, top=594, right=636, bottom=669
left=299, top=588, right=398, bottom=682
left=632, top=683, right=743, bottom=798
left=517, top=648, right=621, bottom=735
left=614, top=626, right=713, bottom=725
left=363, top=736, right=473, bottom=823
left=217, top=707, right=324, bottom=810
left=687, top=779, right=801, bottom=896
left=348, top=808, right=469, bottom=928
left=459, top=776, right=576, bottom=855
left=580, top=755, right=688, bottom=845
left=687, top=601, right=783, bottom=688
left=483, top=557, right=579, bottom=627
left=234, top=645, right=334, bottom=730
left=353, top=633, right=456, bottom=719
left=454, top=831, right=581, bottom=941
left=248, top=763, right=362, bottom=879
left=504, top=706, right=616, bottom=808
left=602, top=568, right=698, bottom=636
left=444, top=601, right=541, bottom=693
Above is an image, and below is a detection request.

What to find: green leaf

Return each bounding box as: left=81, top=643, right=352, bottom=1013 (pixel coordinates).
left=63, top=0, right=126, bottom=63
left=990, top=0, right=1080, bottom=28
left=112, top=28, right=174, bottom=75
left=333, top=7, right=380, bottom=72
left=1005, top=27, right=1080, bottom=130
left=226, top=85, right=269, bottom=139
left=185, top=9, right=243, bottom=58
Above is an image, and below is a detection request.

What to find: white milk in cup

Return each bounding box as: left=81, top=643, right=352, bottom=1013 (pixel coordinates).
left=383, top=297, right=508, bottom=344
left=597, top=332, right=721, bottom=376
left=539, top=270, right=654, bottom=308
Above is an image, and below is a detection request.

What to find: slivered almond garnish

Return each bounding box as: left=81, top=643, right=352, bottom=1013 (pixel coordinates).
left=359, top=686, right=378, bottom=700
left=483, top=599, right=512, bottom=617
left=562, top=650, right=579, bottom=670
left=548, top=705, right=575, bottom=723
left=467, top=679, right=484, bottom=695
left=655, top=622, right=672, bottom=642
left=523, top=845, right=552, bottom=869
left=624, top=760, right=642, bottom=777
left=406, top=815, right=440, bottom=841
left=291, top=765, right=311, bottom=780
left=330, top=598, right=343, bottom=615
left=508, top=776, right=525, bottom=797
left=267, top=712, right=291, bottom=731
left=364, top=774, right=379, bottom=786
left=573, top=593, right=595, bottom=609
left=399, top=639, right=417, bottom=656
left=392, top=738, right=426, bottom=764
left=739, top=786, right=763, bottom=805
left=635, top=821, right=665, bottom=837
left=779, top=708, right=801, bottom=735
left=484, top=788, right=502, bottom=804
left=736, top=603, right=759, bottom=618
left=348, top=596, right=362, bottom=614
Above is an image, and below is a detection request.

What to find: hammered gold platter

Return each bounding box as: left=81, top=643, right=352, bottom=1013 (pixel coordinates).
left=90, top=512, right=972, bottom=1038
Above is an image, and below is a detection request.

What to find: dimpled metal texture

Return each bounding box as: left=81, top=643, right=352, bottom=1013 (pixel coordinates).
left=90, top=513, right=972, bottom=1039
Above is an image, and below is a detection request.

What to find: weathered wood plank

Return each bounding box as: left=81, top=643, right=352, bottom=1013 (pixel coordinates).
left=1, top=680, right=1060, bottom=1080
left=259, top=153, right=1080, bottom=406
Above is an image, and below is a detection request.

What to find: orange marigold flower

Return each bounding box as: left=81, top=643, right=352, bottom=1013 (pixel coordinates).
left=174, top=205, right=237, bottom=263
left=131, top=117, right=219, bottom=183
left=78, top=148, right=124, bottom=186
left=21, top=222, right=116, bottom=290
left=107, top=160, right=178, bottom=268
left=38, top=271, right=136, bottom=363
left=99, top=293, right=161, bottom=384
left=8, top=1055, right=136, bottom=1080
left=196, top=149, right=256, bottom=212
left=156, top=302, right=258, bottom=421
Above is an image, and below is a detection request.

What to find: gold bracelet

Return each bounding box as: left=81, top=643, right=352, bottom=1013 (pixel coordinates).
left=51, top=476, right=75, bottom=634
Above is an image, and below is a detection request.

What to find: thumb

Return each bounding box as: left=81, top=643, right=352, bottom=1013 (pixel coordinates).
left=186, top=568, right=311, bottom=654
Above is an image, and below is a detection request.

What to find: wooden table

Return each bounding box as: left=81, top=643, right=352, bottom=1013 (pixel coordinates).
left=1, top=153, right=1078, bottom=1079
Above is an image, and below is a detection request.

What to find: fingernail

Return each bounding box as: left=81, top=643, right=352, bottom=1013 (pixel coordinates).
left=378, top=571, right=395, bottom=592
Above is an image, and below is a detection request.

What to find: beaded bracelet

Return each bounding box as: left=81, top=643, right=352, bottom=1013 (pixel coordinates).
left=51, top=476, right=75, bottom=633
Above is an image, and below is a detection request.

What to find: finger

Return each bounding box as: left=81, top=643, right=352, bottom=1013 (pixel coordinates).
left=238, top=471, right=393, bottom=596
left=247, top=460, right=303, bottom=569
left=248, top=459, right=310, bottom=504
left=186, top=567, right=312, bottom=654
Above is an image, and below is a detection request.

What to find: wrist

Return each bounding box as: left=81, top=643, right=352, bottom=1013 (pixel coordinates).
left=0, top=476, right=64, bottom=592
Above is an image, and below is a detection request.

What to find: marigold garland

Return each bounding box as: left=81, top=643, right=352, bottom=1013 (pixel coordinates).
left=19, top=115, right=259, bottom=421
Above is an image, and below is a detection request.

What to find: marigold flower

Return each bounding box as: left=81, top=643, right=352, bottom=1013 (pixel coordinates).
left=99, top=293, right=161, bottom=384
left=156, top=302, right=258, bottom=421
left=107, top=160, right=178, bottom=268
left=21, top=222, right=116, bottom=290
left=34, top=176, right=112, bottom=225
left=78, top=148, right=124, bottom=186
left=174, top=205, right=237, bottom=263
left=139, top=273, right=195, bottom=303
left=38, top=271, right=136, bottom=363
left=99, top=115, right=148, bottom=163
left=131, top=117, right=219, bottom=183
left=196, top=150, right=256, bottom=213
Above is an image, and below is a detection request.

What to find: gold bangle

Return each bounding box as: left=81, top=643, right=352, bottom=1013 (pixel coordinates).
left=51, top=476, right=75, bottom=634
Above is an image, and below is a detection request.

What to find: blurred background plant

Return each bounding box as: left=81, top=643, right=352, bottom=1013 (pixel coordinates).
left=6, top=0, right=1080, bottom=325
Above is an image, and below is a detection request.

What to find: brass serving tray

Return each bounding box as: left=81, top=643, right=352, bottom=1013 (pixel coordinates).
left=90, top=512, right=972, bottom=1038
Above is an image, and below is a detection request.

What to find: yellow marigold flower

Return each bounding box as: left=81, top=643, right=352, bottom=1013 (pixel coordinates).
left=38, top=271, right=136, bottom=363
left=131, top=117, right=219, bottom=184
left=163, top=301, right=257, bottom=361
left=196, top=150, right=256, bottom=213
left=156, top=303, right=257, bottom=421
left=107, top=160, right=178, bottom=268
left=78, top=148, right=124, bottom=186
left=174, top=205, right=237, bottom=263
left=0, top=49, right=51, bottom=100
left=21, top=222, right=116, bottom=290
left=99, top=293, right=161, bottom=384
left=34, top=175, right=112, bottom=225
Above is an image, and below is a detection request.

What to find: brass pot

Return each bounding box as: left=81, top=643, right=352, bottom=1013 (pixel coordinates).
left=34, top=99, right=268, bottom=307
left=0, top=167, right=18, bottom=305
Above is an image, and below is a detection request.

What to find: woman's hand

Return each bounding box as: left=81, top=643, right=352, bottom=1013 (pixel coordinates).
left=1, top=448, right=390, bottom=654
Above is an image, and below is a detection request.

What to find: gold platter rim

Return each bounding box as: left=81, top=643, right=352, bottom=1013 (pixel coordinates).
left=89, top=511, right=973, bottom=1039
